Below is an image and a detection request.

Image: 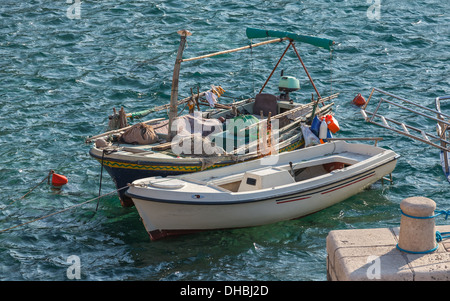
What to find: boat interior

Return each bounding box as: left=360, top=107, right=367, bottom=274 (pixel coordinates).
left=152, top=92, right=330, bottom=139
left=98, top=91, right=335, bottom=159
left=184, top=152, right=368, bottom=193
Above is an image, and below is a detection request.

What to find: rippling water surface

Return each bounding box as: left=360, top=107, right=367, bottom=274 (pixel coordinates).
left=0, top=0, right=449, bottom=281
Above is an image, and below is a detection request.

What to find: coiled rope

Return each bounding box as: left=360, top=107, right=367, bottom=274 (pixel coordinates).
left=0, top=186, right=128, bottom=234
left=396, top=208, right=450, bottom=254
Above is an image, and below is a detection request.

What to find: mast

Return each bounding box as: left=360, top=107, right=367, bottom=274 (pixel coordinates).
left=168, top=29, right=192, bottom=141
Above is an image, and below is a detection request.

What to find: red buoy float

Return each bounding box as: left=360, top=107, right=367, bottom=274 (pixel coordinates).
left=352, top=93, right=366, bottom=106
left=52, top=172, right=68, bottom=187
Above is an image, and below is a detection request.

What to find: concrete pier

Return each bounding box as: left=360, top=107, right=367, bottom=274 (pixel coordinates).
left=326, top=225, right=450, bottom=281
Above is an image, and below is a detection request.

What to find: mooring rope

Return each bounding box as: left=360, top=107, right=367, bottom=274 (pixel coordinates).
left=400, top=209, right=450, bottom=220
left=0, top=186, right=128, bottom=234
left=1, top=170, right=55, bottom=210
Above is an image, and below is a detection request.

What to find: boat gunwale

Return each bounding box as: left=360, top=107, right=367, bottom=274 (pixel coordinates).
left=88, top=134, right=304, bottom=166
left=87, top=98, right=335, bottom=165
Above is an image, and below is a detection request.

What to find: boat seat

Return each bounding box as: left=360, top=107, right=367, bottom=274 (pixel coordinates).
left=238, top=167, right=295, bottom=192
left=253, top=93, right=278, bottom=117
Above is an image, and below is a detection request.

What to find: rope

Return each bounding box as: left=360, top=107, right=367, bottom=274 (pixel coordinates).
left=400, top=209, right=450, bottom=220
left=329, top=49, right=333, bottom=95
left=2, top=170, right=54, bottom=210
left=249, top=40, right=255, bottom=95
left=396, top=208, right=450, bottom=254
left=436, top=231, right=450, bottom=242
left=96, top=149, right=106, bottom=211
left=0, top=186, right=128, bottom=234
left=396, top=244, right=439, bottom=254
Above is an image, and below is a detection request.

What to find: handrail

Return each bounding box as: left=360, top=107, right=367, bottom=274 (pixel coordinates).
left=365, top=88, right=450, bottom=120
left=436, top=95, right=450, bottom=119
left=361, top=88, right=450, bottom=152
left=378, top=97, right=450, bottom=127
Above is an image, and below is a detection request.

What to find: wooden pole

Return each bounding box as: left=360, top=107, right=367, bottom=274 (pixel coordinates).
left=168, top=30, right=192, bottom=141
left=181, top=38, right=288, bottom=63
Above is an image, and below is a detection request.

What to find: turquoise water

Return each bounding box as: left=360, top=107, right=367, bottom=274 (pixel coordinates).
left=1, top=0, right=449, bottom=282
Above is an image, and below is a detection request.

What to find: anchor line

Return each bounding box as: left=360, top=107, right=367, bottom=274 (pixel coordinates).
left=0, top=186, right=128, bottom=234
left=2, top=170, right=54, bottom=210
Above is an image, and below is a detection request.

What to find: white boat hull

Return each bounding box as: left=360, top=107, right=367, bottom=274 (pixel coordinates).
left=126, top=141, right=398, bottom=240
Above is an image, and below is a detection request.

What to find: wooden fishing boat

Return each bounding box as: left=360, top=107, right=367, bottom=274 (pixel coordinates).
left=87, top=28, right=338, bottom=206
left=126, top=141, right=399, bottom=240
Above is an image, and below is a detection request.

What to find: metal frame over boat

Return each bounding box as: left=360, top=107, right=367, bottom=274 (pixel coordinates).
left=86, top=28, right=338, bottom=206
left=126, top=141, right=399, bottom=240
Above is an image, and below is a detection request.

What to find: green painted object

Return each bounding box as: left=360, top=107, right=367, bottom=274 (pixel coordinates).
left=246, top=28, right=334, bottom=50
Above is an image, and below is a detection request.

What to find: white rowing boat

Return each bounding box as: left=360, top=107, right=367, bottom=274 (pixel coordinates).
left=126, top=140, right=399, bottom=240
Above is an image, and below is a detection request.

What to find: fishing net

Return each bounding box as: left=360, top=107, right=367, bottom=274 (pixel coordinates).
left=119, top=122, right=158, bottom=145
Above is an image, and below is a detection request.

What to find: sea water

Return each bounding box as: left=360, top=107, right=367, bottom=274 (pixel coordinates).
left=0, top=0, right=449, bottom=282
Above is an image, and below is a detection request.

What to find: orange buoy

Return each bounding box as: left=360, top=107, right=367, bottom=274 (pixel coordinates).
left=325, top=115, right=340, bottom=134
left=352, top=93, right=366, bottom=106
left=52, top=173, right=68, bottom=187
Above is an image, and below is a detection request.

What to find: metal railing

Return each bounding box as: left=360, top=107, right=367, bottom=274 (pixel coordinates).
left=361, top=88, right=450, bottom=152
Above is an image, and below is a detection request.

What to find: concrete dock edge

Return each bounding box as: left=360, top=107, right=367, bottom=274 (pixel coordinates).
left=326, top=225, right=450, bottom=281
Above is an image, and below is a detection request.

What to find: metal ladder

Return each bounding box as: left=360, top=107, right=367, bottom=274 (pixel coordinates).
left=360, top=88, right=450, bottom=153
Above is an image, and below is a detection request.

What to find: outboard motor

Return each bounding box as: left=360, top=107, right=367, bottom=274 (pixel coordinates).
left=278, top=75, right=300, bottom=102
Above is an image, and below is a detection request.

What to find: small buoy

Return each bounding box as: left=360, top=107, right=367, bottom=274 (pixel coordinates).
left=325, top=115, right=340, bottom=134
left=352, top=93, right=366, bottom=106
left=52, top=173, right=68, bottom=187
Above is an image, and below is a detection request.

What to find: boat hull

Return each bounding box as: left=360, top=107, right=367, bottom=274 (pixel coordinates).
left=127, top=148, right=398, bottom=240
